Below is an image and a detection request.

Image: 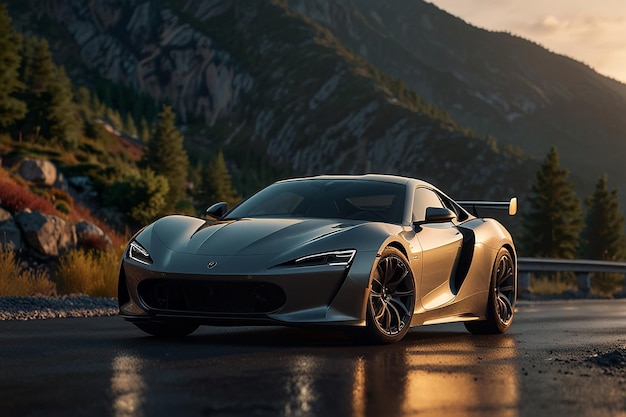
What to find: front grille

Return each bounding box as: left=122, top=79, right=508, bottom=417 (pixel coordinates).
left=137, top=279, right=286, bottom=314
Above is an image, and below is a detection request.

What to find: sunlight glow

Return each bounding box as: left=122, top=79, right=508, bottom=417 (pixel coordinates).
left=429, top=0, right=626, bottom=84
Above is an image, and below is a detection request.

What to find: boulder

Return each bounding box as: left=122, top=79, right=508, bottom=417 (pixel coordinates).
left=0, top=208, right=22, bottom=251
left=0, top=207, right=12, bottom=221
left=76, top=220, right=113, bottom=250
left=18, top=158, right=59, bottom=186
left=15, top=209, right=76, bottom=257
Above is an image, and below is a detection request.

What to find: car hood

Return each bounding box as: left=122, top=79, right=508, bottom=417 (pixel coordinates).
left=152, top=216, right=362, bottom=256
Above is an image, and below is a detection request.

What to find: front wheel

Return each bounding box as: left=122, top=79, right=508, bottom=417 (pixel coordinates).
left=134, top=321, right=199, bottom=338
left=465, top=247, right=516, bottom=335
left=363, top=247, right=416, bottom=344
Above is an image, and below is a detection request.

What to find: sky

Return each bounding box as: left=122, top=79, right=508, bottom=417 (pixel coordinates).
left=428, top=0, right=626, bottom=84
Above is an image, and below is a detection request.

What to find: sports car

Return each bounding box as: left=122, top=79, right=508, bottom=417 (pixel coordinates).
left=118, top=174, right=518, bottom=344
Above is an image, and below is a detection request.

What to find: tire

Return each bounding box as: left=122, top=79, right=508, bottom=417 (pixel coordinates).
left=363, top=247, right=416, bottom=344
left=134, top=321, right=199, bottom=338
left=465, top=247, right=516, bottom=335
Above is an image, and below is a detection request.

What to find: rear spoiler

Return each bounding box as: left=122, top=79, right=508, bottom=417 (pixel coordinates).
left=458, top=197, right=518, bottom=217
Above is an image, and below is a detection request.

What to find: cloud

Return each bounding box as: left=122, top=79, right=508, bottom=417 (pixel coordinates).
left=524, top=14, right=626, bottom=38
left=535, top=15, right=569, bottom=32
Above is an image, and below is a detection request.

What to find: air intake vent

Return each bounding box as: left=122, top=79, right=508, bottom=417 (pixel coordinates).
left=138, top=279, right=286, bottom=314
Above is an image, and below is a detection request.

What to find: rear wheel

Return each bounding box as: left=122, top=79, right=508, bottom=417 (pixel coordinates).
left=363, top=247, right=415, bottom=344
left=134, top=321, right=199, bottom=338
left=465, top=247, right=516, bottom=334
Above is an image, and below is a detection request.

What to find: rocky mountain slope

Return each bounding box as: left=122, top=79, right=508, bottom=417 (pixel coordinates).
left=286, top=0, right=626, bottom=198
left=7, top=0, right=540, bottom=204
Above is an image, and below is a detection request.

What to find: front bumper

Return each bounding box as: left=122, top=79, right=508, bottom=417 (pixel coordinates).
left=118, top=253, right=373, bottom=326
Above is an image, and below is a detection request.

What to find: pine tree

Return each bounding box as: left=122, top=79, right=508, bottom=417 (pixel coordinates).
left=9, top=33, right=78, bottom=148
left=521, top=147, right=583, bottom=260
left=47, top=66, right=79, bottom=149
left=580, top=174, right=626, bottom=294
left=0, top=4, right=26, bottom=128
left=580, top=174, right=626, bottom=261
left=18, top=37, right=60, bottom=142
left=196, top=150, right=240, bottom=209
left=140, top=117, right=150, bottom=143
left=142, top=105, right=189, bottom=211
left=106, top=107, right=122, bottom=130
left=124, top=113, right=138, bottom=137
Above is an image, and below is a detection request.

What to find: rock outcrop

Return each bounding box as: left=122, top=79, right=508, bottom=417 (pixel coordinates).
left=37, top=0, right=253, bottom=126
left=75, top=221, right=113, bottom=251
left=18, top=159, right=60, bottom=187
left=15, top=210, right=77, bottom=258
left=0, top=157, right=115, bottom=259
left=1, top=206, right=114, bottom=259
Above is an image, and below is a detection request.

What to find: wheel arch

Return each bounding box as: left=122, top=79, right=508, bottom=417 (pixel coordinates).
left=385, top=240, right=409, bottom=259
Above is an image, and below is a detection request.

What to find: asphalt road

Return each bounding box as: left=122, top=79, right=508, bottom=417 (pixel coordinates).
left=1, top=300, right=625, bottom=417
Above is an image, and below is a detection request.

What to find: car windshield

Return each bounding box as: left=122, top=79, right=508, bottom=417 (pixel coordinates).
left=224, top=179, right=406, bottom=224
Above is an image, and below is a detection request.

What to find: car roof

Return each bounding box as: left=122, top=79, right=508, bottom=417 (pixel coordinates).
left=276, top=174, right=434, bottom=189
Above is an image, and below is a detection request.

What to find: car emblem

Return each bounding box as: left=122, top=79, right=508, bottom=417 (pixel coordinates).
left=207, top=261, right=218, bottom=269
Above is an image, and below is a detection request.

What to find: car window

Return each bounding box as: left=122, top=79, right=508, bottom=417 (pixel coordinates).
left=225, top=179, right=406, bottom=224
left=437, top=192, right=470, bottom=222
left=246, top=192, right=304, bottom=216
left=412, top=187, right=444, bottom=222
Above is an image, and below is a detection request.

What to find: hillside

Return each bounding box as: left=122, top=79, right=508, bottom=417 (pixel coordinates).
left=286, top=0, right=626, bottom=199
left=5, top=0, right=537, bottom=204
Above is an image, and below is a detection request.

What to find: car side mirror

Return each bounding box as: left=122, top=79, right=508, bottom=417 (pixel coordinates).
left=205, top=202, right=228, bottom=219
left=425, top=207, right=456, bottom=223
left=413, top=207, right=456, bottom=231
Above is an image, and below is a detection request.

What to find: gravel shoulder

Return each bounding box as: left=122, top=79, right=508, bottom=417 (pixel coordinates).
left=0, top=295, right=118, bottom=320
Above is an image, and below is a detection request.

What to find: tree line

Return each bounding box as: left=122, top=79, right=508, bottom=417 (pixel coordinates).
left=521, top=146, right=626, bottom=292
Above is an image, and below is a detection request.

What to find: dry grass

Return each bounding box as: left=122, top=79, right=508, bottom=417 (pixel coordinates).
left=55, top=248, right=122, bottom=297
left=0, top=249, right=56, bottom=296
left=530, top=273, right=624, bottom=296
left=591, top=273, right=625, bottom=296
left=529, top=276, right=577, bottom=295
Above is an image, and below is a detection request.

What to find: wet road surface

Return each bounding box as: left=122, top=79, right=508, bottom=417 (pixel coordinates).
left=1, top=300, right=625, bottom=417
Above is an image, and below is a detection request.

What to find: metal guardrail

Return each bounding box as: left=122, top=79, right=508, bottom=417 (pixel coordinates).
left=517, top=257, right=626, bottom=295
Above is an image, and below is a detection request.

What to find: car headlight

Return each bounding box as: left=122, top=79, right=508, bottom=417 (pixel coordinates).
left=294, top=250, right=356, bottom=267
left=127, top=241, right=153, bottom=265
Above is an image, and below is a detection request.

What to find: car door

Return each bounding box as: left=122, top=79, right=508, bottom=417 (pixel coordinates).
left=411, top=187, right=463, bottom=310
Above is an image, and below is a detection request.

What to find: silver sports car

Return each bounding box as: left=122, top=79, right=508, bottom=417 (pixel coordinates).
left=118, top=174, right=518, bottom=344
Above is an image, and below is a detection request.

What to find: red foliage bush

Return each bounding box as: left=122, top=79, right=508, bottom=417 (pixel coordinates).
left=0, top=178, right=57, bottom=215
left=0, top=169, right=125, bottom=248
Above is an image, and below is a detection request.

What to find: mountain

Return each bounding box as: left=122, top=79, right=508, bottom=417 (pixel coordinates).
left=285, top=0, right=626, bottom=199
left=5, top=0, right=537, bottom=205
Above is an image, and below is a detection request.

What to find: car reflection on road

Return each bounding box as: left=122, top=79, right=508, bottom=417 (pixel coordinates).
left=110, top=354, right=145, bottom=417
left=108, top=331, right=518, bottom=417
left=351, top=335, right=519, bottom=417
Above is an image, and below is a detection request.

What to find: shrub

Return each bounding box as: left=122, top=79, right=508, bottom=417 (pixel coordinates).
left=0, top=248, right=56, bottom=296
left=0, top=175, right=57, bottom=215
left=56, top=248, right=122, bottom=297
left=55, top=200, right=71, bottom=214
left=105, top=167, right=169, bottom=225
left=48, top=188, right=74, bottom=206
